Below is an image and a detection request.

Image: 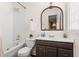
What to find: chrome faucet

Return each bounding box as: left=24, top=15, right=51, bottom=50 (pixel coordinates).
left=41, top=31, right=46, bottom=37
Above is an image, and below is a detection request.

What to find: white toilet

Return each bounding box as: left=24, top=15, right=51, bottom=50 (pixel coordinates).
left=18, top=39, right=35, bottom=57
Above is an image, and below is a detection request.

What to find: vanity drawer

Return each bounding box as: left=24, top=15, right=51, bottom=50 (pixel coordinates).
left=36, top=40, right=73, bottom=49
left=36, top=40, right=57, bottom=47
left=36, top=40, right=46, bottom=45
left=56, top=42, right=73, bottom=49
left=58, top=48, right=73, bottom=57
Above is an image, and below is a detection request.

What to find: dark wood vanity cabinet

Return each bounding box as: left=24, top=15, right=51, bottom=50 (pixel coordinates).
left=58, top=48, right=73, bottom=57
left=36, top=45, right=45, bottom=57
left=36, top=40, right=73, bottom=57
left=46, top=46, right=57, bottom=57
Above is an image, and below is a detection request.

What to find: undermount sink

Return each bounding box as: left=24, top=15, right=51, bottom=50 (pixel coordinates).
left=36, top=36, right=57, bottom=41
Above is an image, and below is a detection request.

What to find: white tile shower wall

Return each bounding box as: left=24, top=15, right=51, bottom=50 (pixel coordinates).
left=0, top=2, right=29, bottom=52
left=13, top=3, right=29, bottom=44
left=0, top=2, right=13, bottom=51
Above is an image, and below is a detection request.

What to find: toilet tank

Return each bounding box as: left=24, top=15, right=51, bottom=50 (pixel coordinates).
left=25, top=38, right=35, bottom=48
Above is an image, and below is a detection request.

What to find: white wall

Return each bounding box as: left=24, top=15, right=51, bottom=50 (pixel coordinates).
left=0, top=2, right=13, bottom=52
left=67, top=2, right=79, bottom=57
left=24, top=2, right=67, bottom=38
left=68, top=3, right=79, bottom=30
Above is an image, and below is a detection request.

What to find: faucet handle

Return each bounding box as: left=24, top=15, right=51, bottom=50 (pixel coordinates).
left=41, top=32, right=46, bottom=37
left=16, top=34, right=20, bottom=40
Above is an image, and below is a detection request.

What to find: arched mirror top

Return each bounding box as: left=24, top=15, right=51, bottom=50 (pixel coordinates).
left=41, top=5, right=64, bottom=31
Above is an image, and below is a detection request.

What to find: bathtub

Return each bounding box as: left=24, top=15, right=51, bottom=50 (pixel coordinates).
left=2, top=42, right=24, bottom=57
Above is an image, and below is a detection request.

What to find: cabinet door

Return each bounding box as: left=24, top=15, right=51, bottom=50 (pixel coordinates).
left=36, top=45, right=45, bottom=57
left=46, top=46, right=57, bottom=57
left=58, top=48, right=73, bottom=57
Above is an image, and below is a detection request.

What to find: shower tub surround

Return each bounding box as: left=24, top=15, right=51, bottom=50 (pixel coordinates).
left=2, top=42, right=24, bottom=57
left=1, top=37, right=36, bottom=57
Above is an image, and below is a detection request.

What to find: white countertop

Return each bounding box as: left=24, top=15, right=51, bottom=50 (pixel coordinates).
left=36, top=37, right=75, bottom=43
left=25, top=36, right=75, bottom=43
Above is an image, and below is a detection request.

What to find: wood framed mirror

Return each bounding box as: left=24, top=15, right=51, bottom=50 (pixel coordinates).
left=41, top=5, right=64, bottom=31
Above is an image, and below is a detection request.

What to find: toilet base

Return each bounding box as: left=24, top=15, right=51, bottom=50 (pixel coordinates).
left=18, top=53, right=30, bottom=57
left=18, top=47, right=31, bottom=57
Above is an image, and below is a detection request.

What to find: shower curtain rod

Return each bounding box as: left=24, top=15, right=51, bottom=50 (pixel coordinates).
left=17, top=2, right=26, bottom=9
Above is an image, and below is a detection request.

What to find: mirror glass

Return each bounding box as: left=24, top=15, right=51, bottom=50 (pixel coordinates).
left=41, top=6, right=63, bottom=31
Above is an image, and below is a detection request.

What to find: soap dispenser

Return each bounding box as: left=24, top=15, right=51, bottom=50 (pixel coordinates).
left=63, top=32, right=68, bottom=38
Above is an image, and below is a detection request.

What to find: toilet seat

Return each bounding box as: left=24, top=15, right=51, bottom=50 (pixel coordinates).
left=18, top=47, right=31, bottom=57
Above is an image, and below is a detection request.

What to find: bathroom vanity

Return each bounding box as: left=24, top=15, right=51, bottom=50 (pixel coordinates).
left=35, top=37, right=74, bottom=57
left=31, top=4, right=74, bottom=57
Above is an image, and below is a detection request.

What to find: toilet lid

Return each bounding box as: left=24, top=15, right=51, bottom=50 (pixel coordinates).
left=18, top=47, right=31, bottom=54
